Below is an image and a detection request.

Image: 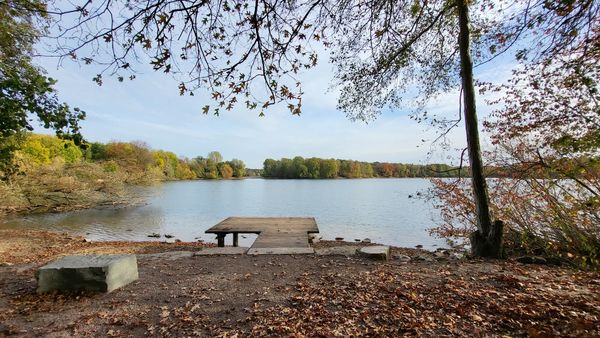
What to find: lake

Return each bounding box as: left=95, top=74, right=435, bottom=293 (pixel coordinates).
left=0, top=178, right=448, bottom=249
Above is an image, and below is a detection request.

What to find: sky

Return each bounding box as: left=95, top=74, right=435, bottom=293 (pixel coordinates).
left=35, top=45, right=515, bottom=169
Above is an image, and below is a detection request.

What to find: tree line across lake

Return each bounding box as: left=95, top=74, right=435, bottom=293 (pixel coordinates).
left=7, top=134, right=470, bottom=181
left=262, top=157, right=465, bottom=179
left=7, top=134, right=586, bottom=183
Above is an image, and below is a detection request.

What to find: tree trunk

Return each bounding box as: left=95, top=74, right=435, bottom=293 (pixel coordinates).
left=456, top=0, right=503, bottom=258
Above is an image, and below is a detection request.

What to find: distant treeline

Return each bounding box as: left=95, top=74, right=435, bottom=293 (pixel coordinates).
left=85, top=142, right=246, bottom=181
left=262, top=157, right=467, bottom=179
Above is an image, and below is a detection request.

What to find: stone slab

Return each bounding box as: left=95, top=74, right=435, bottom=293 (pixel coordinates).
left=251, top=231, right=311, bottom=248
left=315, top=246, right=361, bottom=256
left=193, top=247, right=249, bottom=255
left=247, top=247, right=314, bottom=255
left=137, top=251, right=194, bottom=260
left=358, top=246, right=390, bottom=261
left=36, top=255, right=138, bottom=293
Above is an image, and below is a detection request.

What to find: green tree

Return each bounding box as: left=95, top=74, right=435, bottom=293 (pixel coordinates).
left=292, top=156, right=309, bottom=178
left=87, top=142, right=107, bottom=161
left=280, top=158, right=294, bottom=179
left=229, top=159, right=246, bottom=178
left=262, top=159, right=278, bottom=178
left=0, top=0, right=85, bottom=180
left=305, top=158, right=321, bottom=178
left=204, top=159, right=218, bottom=179
left=153, top=150, right=179, bottom=178
left=207, top=151, right=223, bottom=164
left=189, top=157, right=204, bottom=178
left=320, top=159, right=339, bottom=179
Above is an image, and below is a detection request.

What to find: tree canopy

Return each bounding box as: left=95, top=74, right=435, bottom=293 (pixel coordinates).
left=0, top=0, right=85, bottom=179
left=0, top=0, right=85, bottom=139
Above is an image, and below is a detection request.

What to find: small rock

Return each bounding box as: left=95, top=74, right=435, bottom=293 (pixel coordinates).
left=414, top=255, right=434, bottom=262
left=362, top=238, right=371, bottom=244
left=175, top=239, right=182, bottom=243
left=164, top=234, right=174, bottom=239
left=516, top=256, right=547, bottom=265
left=358, top=246, right=390, bottom=261
left=148, top=233, right=161, bottom=238
left=393, top=254, right=411, bottom=262
left=335, top=237, right=344, bottom=241
left=415, top=244, right=423, bottom=249
left=354, top=239, right=361, bottom=242
left=450, top=252, right=465, bottom=260
left=434, top=250, right=449, bottom=258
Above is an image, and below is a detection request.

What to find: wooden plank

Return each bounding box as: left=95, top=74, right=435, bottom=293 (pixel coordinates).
left=252, top=232, right=311, bottom=248
left=206, top=217, right=318, bottom=234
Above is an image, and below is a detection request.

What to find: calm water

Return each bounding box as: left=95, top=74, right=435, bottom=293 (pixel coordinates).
left=0, top=178, right=447, bottom=249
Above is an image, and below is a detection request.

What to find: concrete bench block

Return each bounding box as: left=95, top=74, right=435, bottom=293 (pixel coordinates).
left=36, top=255, right=138, bottom=293
left=358, top=246, right=390, bottom=261
left=193, top=247, right=249, bottom=255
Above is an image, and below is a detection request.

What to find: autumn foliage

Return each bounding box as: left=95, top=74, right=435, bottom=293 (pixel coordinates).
left=0, top=134, right=246, bottom=215
left=430, top=15, right=599, bottom=267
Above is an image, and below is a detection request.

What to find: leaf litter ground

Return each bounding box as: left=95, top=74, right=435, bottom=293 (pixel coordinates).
left=0, top=230, right=598, bottom=337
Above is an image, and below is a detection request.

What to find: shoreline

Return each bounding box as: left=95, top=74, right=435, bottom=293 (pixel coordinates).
left=0, top=229, right=445, bottom=266
left=1, top=229, right=598, bottom=337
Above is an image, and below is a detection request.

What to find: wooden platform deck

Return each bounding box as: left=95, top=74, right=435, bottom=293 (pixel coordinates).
left=205, top=217, right=319, bottom=249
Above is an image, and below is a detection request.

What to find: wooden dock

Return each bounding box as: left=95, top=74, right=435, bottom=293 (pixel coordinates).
left=205, top=217, right=319, bottom=250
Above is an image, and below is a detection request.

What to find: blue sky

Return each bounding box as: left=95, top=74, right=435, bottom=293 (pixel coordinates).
left=35, top=50, right=514, bottom=168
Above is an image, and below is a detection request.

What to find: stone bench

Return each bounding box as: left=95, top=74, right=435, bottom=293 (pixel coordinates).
left=36, top=255, right=138, bottom=293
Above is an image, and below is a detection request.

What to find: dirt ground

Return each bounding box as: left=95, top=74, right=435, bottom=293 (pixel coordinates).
left=0, top=229, right=213, bottom=265
left=0, top=230, right=599, bottom=337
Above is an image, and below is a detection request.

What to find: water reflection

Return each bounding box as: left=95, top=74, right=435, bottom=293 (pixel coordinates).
left=1, top=178, right=446, bottom=248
